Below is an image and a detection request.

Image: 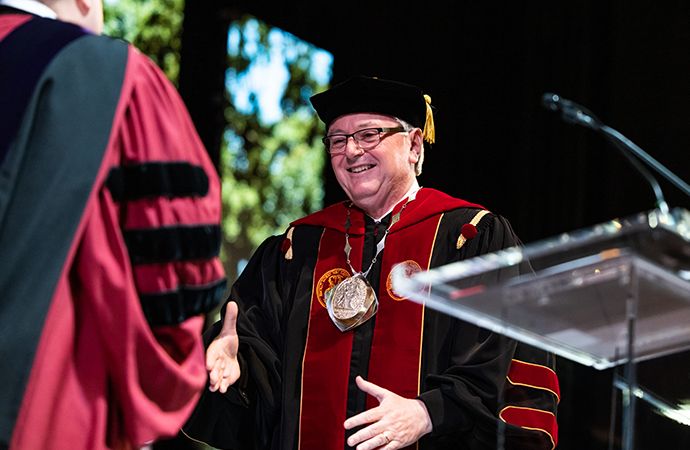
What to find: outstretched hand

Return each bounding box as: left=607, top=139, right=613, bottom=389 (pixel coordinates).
left=206, top=301, right=241, bottom=393
left=344, top=376, right=433, bottom=449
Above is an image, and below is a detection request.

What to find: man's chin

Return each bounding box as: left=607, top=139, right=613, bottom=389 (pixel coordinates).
left=346, top=186, right=379, bottom=203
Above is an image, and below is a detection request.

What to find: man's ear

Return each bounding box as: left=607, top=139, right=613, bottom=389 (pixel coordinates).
left=75, top=0, right=103, bottom=34
left=75, top=0, right=90, bottom=15
left=408, top=128, right=423, bottom=164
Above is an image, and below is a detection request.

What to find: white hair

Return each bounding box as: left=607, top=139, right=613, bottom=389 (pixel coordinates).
left=396, top=118, right=424, bottom=176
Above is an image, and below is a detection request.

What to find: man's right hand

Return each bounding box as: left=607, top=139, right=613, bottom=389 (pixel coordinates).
left=206, top=301, right=241, bottom=393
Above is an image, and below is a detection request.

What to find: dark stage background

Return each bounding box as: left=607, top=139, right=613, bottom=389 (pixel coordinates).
left=176, top=1, right=690, bottom=448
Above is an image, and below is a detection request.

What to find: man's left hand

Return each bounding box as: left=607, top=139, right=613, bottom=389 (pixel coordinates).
left=344, top=376, right=433, bottom=449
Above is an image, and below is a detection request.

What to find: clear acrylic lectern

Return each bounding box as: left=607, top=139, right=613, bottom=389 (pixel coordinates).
left=392, top=208, right=690, bottom=450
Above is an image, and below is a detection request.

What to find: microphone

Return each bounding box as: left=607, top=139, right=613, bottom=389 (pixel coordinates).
left=541, top=93, right=599, bottom=129
left=540, top=92, right=690, bottom=213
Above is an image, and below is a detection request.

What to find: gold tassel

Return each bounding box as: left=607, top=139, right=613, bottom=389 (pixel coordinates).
left=285, top=227, right=294, bottom=260
left=422, top=94, right=435, bottom=144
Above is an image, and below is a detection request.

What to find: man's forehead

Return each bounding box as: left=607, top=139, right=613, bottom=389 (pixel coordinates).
left=328, top=113, right=399, bottom=132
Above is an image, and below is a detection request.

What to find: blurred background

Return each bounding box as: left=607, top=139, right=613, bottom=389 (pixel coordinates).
left=103, top=0, right=690, bottom=448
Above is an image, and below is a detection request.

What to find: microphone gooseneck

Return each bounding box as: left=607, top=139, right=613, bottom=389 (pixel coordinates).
left=540, top=93, right=690, bottom=214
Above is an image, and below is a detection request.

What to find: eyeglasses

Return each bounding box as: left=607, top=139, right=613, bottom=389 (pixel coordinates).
left=322, top=127, right=406, bottom=155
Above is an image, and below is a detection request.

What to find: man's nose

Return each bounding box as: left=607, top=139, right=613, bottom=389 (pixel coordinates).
left=344, top=136, right=364, bottom=158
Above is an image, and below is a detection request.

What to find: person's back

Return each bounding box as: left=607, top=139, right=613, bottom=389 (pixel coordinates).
left=0, top=2, right=226, bottom=449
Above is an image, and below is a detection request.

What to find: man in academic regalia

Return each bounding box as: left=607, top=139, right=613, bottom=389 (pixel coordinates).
left=0, top=1, right=226, bottom=449
left=184, top=75, right=559, bottom=450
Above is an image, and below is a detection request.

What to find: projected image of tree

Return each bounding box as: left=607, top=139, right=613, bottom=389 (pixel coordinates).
left=103, top=0, right=184, bottom=84
left=221, top=15, right=333, bottom=282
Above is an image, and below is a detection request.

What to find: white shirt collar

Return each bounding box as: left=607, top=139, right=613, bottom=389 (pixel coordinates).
left=371, top=180, right=421, bottom=223
left=0, top=0, right=57, bottom=19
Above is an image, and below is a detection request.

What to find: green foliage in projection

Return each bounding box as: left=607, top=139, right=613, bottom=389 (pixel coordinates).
left=221, top=15, right=331, bottom=281
left=102, top=0, right=184, bottom=84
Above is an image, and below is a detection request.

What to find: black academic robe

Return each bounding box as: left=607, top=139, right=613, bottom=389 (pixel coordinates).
left=185, top=188, right=558, bottom=450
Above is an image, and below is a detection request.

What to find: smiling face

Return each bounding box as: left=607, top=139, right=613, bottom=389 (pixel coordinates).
left=329, top=113, right=422, bottom=218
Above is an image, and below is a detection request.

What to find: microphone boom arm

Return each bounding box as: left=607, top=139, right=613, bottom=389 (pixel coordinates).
left=543, top=93, right=690, bottom=213
left=601, top=125, right=690, bottom=204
